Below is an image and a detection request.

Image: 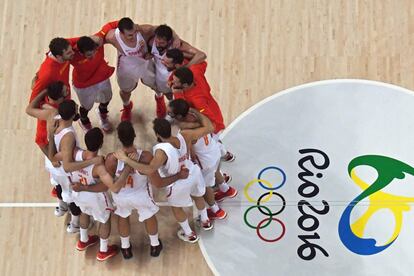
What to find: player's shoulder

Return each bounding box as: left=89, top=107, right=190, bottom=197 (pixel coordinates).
left=139, top=150, right=153, bottom=164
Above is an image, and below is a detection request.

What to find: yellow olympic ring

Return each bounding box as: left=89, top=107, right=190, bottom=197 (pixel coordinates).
left=244, top=178, right=274, bottom=203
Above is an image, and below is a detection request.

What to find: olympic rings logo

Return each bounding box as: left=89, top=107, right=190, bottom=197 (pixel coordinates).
left=243, top=166, right=287, bottom=242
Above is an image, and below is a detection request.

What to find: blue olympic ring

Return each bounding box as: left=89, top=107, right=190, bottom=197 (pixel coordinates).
left=257, top=166, right=286, bottom=190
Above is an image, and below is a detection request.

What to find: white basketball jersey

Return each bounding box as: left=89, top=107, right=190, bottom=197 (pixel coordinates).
left=151, top=42, right=172, bottom=92
left=54, top=126, right=79, bottom=153
left=115, top=28, right=147, bottom=57
left=53, top=122, right=79, bottom=175
left=153, top=142, right=180, bottom=178
left=70, top=149, right=97, bottom=186
left=176, top=132, right=194, bottom=169
left=192, top=133, right=221, bottom=169
left=115, top=149, right=149, bottom=195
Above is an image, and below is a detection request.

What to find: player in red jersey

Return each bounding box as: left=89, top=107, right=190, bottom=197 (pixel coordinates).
left=29, top=38, right=74, bottom=156
left=67, top=36, right=115, bottom=132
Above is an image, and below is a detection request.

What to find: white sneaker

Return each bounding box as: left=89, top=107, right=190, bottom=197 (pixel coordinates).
left=177, top=229, right=199, bottom=243
left=196, top=217, right=214, bottom=231
left=54, top=206, right=68, bottom=217
left=95, top=108, right=112, bottom=132
left=66, top=223, right=80, bottom=233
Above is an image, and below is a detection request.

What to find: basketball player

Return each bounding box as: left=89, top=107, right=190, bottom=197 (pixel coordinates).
left=168, top=99, right=238, bottom=218
left=47, top=100, right=103, bottom=232
left=67, top=36, right=115, bottom=132
left=26, top=82, right=73, bottom=220
left=105, top=121, right=189, bottom=258
left=29, top=37, right=73, bottom=156
left=114, top=109, right=215, bottom=243
left=70, top=128, right=129, bottom=261
left=97, top=18, right=180, bottom=121
left=148, top=24, right=207, bottom=118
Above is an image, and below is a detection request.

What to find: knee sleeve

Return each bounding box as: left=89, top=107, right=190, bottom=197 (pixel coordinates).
left=69, top=202, right=81, bottom=216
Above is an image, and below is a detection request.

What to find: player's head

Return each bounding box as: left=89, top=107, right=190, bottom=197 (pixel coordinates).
left=118, top=17, right=136, bottom=42
left=154, top=24, right=173, bottom=52
left=58, top=100, right=79, bottom=121
left=153, top=118, right=171, bottom=142
left=172, top=67, right=193, bottom=90
left=117, top=121, right=136, bottom=147
left=77, top=36, right=98, bottom=59
left=49, top=37, right=74, bottom=61
left=162, top=48, right=184, bottom=71
left=47, top=81, right=67, bottom=103
left=168, top=99, right=190, bottom=120
left=85, top=128, right=104, bottom=152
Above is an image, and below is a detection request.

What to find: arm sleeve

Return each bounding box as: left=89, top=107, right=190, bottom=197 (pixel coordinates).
left=94, top=20, right=119, bottom=38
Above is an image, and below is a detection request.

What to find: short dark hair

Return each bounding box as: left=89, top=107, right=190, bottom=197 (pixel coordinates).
left=85, top=127, right=104, bottom=152
left=173, top=67, right=194, bottom=85
left=118, top=17, right=135, bottom=33
left=47, top=81, right=65, bottom=101
left=49, top=37, right=70, bottom=56
left=169, top=99, right=190, bottom=117
left=166, top=48, right=184, bottom=65
left=58, top=100, right=77, bottom=120
left=155, top=24, right=173, bottom=41
left=77, top=36, right=97, bottom=54
left=153, top=118, right=171, bottom=139
left=117, top=121, right=136, bottom=147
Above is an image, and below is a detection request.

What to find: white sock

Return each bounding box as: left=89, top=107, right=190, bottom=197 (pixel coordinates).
left=210, top=203, right=219, bottom=213
left=178, top=219, right=193, bottom=236
left=123, top=100, right=131, bottom=106
left=70, top=215, right=79, bottom=227
left=199, top=208, right=209, bottom=223
left=80, top=228, right=88, bottom=243
left=219, top=182, right=230, bottom=193
left=100, top=238, right=108, bottom=252
left=149, top=234, right=160, bottom=246
left=120, top=236, right=130, bottom=249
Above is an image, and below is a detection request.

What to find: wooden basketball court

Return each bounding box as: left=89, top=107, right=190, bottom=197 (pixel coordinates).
left=1, top=0, right=413, bottom=275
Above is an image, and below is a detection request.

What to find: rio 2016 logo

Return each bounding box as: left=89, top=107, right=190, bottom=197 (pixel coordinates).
left=338, top=155, right=414, bottom=255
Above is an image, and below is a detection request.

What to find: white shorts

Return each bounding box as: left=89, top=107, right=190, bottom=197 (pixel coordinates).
left=212, top=132, right=227, bottom=157
left=116, top=55, right=156, bottom=92
left=48, top=173, right=73, bottom=203
left=166, top=165, right=206, bottom=207
left=73, top=78, right=112, bottom=110
left=112, top=189, right=159, bottom=221
left=72, top=191, right=113, bottom=223
left=154, top=64, right=171, bottom=94
left=201, top=158, right=220, bottom=187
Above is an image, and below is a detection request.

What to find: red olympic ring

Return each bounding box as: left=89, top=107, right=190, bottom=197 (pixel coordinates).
left=256, top=217, right=286, bottom=242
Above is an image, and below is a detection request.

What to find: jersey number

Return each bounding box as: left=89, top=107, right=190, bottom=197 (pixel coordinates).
left=126, top=175, right=134, bottom=188
left=203, top=135, right=210, bottom=146
left=79, top=176, right=88, bottom=186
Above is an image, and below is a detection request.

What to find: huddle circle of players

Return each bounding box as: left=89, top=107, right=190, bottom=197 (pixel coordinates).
left=26, top=18, right=238, bottom=261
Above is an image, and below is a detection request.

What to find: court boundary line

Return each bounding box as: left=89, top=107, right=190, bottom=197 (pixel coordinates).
left=0, top=201, right=170, bottom=207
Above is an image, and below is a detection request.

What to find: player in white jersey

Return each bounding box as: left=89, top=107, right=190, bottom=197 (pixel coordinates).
left=168, top=98, right=238, bottom=205
left=70, top=128, right=130, bottom=261
left=168, top=99, right=233, bottom=220
left=106, top=121, right=189, bottom=259
left=147, top=24, right=207, bottom=118
left=102, top=18, right=179, bottom=122
left=25, top=82, right=72, bottom=219
left=115, top=109, right=215, bottom=243
left=47, top=100, right=103, bottom=232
